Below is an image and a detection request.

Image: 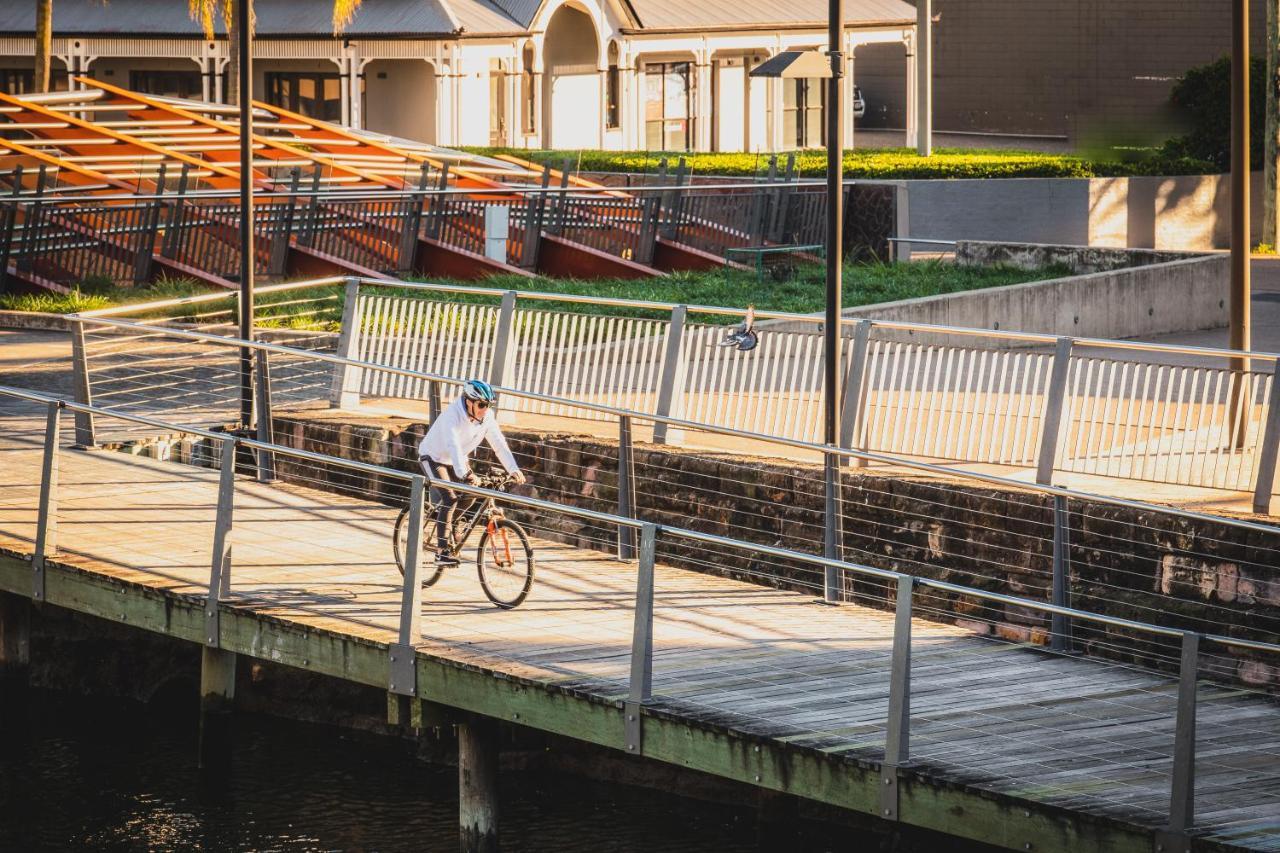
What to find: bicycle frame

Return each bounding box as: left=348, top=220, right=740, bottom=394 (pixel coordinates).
left=435, top=475, right=513, bottom=558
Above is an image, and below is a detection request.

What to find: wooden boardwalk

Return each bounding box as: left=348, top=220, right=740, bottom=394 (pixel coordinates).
left=1, top=411, right=1279, bottom=852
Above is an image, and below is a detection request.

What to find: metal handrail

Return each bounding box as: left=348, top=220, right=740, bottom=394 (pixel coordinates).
left=68, top=313, right=1280, bottom=539
left=73, top=272, right=1280, bottom=364
left=0, top=180, right=832, bottom=206
left=0, top=384, right=639, bottom=532
left=3, top=382, right=1274, bottom=656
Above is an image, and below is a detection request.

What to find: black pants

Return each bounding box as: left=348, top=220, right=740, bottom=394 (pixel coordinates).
left=419, top=455, right=457, bottom=551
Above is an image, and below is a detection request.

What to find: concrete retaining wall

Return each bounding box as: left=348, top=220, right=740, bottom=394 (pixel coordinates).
left=900, top=173, right=1263, bottom=252
left=838, top=251, right=1229, bottom=341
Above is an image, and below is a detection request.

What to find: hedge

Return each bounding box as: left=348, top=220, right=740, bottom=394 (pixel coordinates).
left=468, top=146, right=1216, bottom=180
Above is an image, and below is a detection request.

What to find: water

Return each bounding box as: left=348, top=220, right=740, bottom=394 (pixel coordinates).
left=0, top=689, right=1002, bottom=852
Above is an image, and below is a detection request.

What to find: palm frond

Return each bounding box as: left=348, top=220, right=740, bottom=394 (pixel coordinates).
left=332, top=0, right=365, bottom=34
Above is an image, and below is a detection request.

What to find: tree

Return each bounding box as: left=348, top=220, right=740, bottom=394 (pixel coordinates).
left=34, top=0, right=52, bottom=92
left=188, top=0, right=365, bottom=105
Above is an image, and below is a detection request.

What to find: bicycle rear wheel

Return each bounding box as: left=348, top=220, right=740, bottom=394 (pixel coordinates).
left=476, top=518, right=534, bottom=609
left=393, top=505, right=446, bottom=587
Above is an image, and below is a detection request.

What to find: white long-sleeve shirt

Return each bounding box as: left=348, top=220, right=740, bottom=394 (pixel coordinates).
left=417, top=396, right=520, bottom=478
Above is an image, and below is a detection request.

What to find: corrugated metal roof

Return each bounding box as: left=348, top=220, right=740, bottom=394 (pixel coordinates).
left=484, top=0, right=545, bottom=29
left=0, top=0, right=911, bottom=38
left=627, top=0, right=915, bottom=30
left=451, top=0, right=526, bottom=33
left=0, top=0, right=462, bottom=37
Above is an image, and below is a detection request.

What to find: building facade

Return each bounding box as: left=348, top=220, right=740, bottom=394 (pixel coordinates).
left=0, top=0, right=919, bottom=152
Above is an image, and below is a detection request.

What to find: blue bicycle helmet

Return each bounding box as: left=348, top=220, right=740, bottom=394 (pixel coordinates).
left=463, top=378, right=497, bottom=403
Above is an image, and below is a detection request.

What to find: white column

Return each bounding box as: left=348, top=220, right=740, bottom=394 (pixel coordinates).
left=633, top=61, right=646, bottom=150
left=352, top=56, right=369, bottom=130
left=695, top=53, right=712, bottom=152
left=843, top=43, right=856, bottom=149
left=194, top=57, right=212, bottom=103
left=598, top=64, right=608, bottom=149
left=508, top=59, right=519, bottom=146
left=904, top=35, right=918, bottom=149
left=770, top=77, right=784, bottom=152
left=334, top=57, right=351, bottom=126
left=916, top=2, right=933, bottom=156
left=215, top=58, right=229, bottom=103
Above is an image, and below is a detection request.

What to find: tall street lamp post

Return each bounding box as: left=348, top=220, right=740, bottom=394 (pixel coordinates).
left=750, top=4, right=844, bottom=597
left=237, top=0, right=255, bottom=429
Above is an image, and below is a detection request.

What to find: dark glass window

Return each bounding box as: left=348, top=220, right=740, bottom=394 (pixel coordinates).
left=643, top=61, right=692, bottom=151
left=130, top=69, right=203, bottom=100
left=265, top=71, right=346, bottom=122
left=605, top=44, right=620, bottom=129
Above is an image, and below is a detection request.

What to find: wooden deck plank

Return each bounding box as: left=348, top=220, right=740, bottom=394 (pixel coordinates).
left=1, top=413, right=1279, bottom=850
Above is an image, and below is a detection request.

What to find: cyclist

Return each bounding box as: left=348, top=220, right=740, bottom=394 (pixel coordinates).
left=417, top=379, right=525, bottom=565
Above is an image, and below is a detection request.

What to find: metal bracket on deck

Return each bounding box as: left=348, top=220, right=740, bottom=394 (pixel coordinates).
left=624, top=701, right=643, bottom=755
left=879, top=765, right=902, bottom=821
left=388, top=642, right=417, bottom=697
left=1152, top=829, right=1191, bottom=853
left=204, top=598, right=221, bottom=649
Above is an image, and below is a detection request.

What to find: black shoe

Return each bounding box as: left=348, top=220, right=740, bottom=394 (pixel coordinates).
left=435, top=552, right=460, bottom=567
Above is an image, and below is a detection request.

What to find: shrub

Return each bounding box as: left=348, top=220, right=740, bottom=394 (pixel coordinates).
left=470, top=146, right=1213, bottom=180
left=1162, top=56, right=1266, bottom=170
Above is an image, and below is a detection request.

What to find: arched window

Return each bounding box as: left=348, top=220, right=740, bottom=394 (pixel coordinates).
left=522, top=42, right=537, bottom=134
left=605, top=42, right=620, bottom=130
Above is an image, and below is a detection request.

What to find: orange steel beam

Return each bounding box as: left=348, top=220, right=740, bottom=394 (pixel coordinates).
left=0, top=91, right=243, bottom=190
left=245, top=97, right=507, bottom=191
left=0, top=138, right=139, bottom=193
left=80, top=78, right=402, bottom=191
left=492, top=153, right=627, bottom=197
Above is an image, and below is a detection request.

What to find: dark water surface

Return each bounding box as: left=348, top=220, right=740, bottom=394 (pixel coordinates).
left=0, top=690, right=772, bottom=853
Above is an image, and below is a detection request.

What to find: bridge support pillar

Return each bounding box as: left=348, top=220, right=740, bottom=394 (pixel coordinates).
left=198, top=646, right=237, bottom=772
left=0, top=592, right=31, bottom=732
left=756, top=789, right=798, bottom=852
left=458, top=714, right=499, bottom=853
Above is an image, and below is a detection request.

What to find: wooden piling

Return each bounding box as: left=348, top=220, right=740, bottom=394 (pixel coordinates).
left=458, top=715, right=499, bottom=853
left=0, top=591, right=31, bottom=732
left=198, top=646, right=236, bottom=771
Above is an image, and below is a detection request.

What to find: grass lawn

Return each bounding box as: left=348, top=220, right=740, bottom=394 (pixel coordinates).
left=0, top=260, right=1068, bottom=327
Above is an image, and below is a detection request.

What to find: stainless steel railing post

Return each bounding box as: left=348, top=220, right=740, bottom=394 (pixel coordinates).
left=205, top=436, right=237, bottom=649
left=881, top=575, right=914, bottom=821
left=32, top=400, right=62, bottom=601
left=1251, top=362, right=1280, bottom=514
left=625, top=522, right=658, bottom=754
left=617, top=415, right=637, bottom=560
left=652, top=306, right=689, bottom=446
left=390, top=474, right=426, bottom=698
left=1166, top=632, right=1201, bottom=835
left=1035, top=337, right=1074, bottom=485
left=329, top=277, right=363, bottom=409
left=69, top=319, right=96, bottom=448
left=840, top=319, right=874, bottom=467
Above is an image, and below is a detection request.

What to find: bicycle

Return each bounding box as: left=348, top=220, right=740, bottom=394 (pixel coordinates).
left=392, top=466, right=535, bottom=609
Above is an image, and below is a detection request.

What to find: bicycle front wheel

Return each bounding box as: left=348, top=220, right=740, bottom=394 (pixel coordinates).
left=393, top=505, right=445, bottom=588
left=476, top=518, right=534, bottom=609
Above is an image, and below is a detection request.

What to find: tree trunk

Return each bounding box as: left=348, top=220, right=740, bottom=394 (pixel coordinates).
left=226, top=0, right=240, bottom=106
left=33, top=0, right=53, bottom=93
left=1266, top=0, right=1280, bottom=249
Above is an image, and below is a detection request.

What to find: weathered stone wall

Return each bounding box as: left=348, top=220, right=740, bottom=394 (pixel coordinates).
left=954, top=241, right=1198, bottom=274
left=233, top=411, right=1280, bottom=693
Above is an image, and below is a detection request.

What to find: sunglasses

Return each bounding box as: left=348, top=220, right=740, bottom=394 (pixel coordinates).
left=470, top=399, right=492, bottom=409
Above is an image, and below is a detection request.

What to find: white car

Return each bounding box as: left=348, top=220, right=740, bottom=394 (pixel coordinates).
left=853, top=85, right=866, bottom=119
